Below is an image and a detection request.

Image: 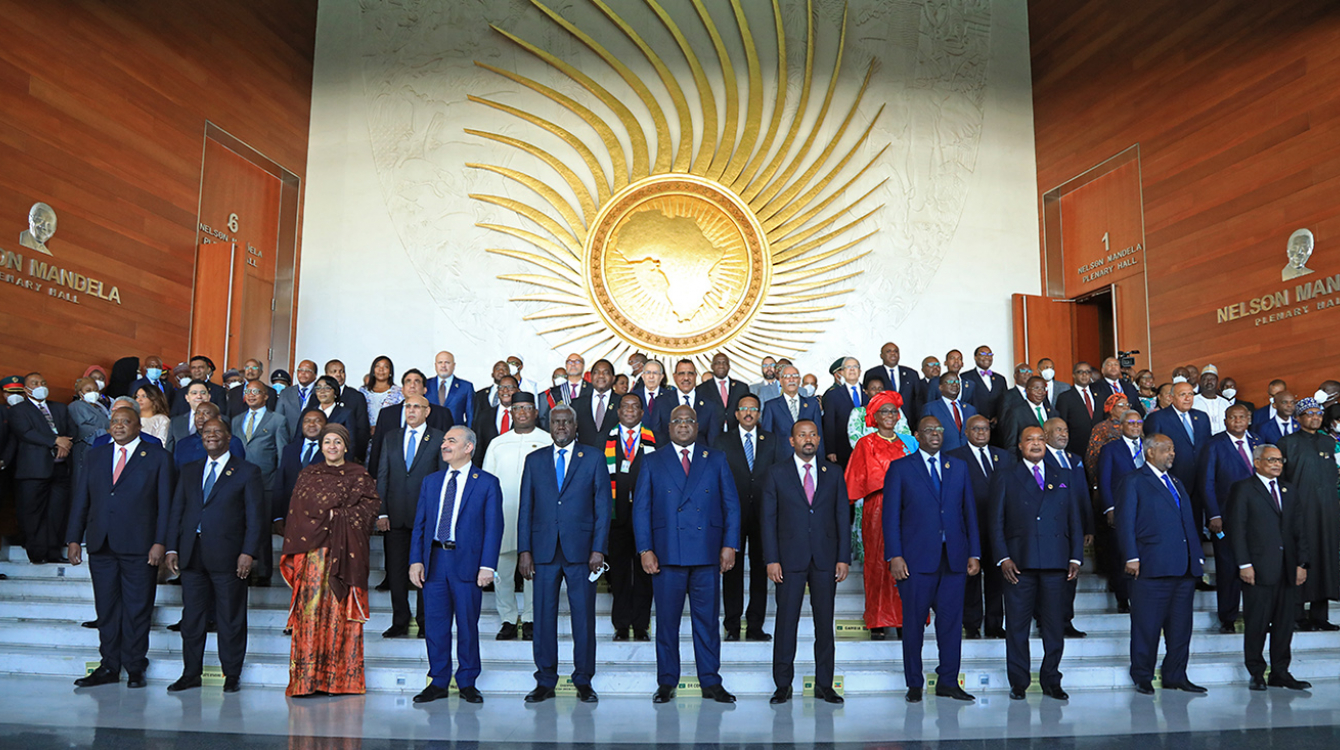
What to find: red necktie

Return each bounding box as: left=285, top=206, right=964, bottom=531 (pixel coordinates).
left=112, top=447, right=127, bottom=484
left=681, top=448, right=691, bottom=476
left=500, top=409, right=510, bottom=434
left=1083, top=389, right=1093, bottom=418
left=952, top=401, right=963, bottom=432
left=719, top=379, right=728, bottom=408
left=646, top=391, right=655, bottom=414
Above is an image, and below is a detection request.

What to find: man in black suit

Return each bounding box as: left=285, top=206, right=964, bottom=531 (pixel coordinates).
left=368, top=369, right=453, bottom=472
left=695, top=353, right=750, bottom=433
left=1056, top=362, right=1103, bottom=464
left=66, top=407, right=173, bottom=688
left=1043, top=418, right=1094, bottom=638
left=272, top=410, right=325, bottom=528
left=998, top=376, right=1056, bottom=451
left=649, top=359, right=722, bottom=446
left=632, top=361, right=671, bottom=431
left=863, top=342, right=920, bottom=423
left=761, top=419, right=850, bottom=705
left=10, top=372, right=74, bottom=563
left=822, top=357, right=864, bottom=468
left=541, top=353, right=590, bottom=429
left=961, top=345, right=1008, bottom=423
left=574, top=360, right=620, bottom=447
left=948, top=415, right=1008, bottom=638
left=1092, top=357, right=1144, bottom=417
left=1227, top=444, right=1311, bottom=691
left=171, top=356, right=229, bottom=417
left=472, top=361, right=511, bottom=425
left=225, top=359, right=278, bottom=418
left=713, top=394, right=780, bottom=642
left=606, top=394, right=655, bottom=641
left=375, top=395, right=445, bottom=638
left=164, top=419, right=264, bottom=693
left=324, top=359, right=370, bottom=459
left=471, top=375, right=519, bottom=467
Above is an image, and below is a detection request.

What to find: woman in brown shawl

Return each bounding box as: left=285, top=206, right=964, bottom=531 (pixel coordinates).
left=1085, top=393, right=1130, bottom=487
left=280, top=423, right=381, bottom=697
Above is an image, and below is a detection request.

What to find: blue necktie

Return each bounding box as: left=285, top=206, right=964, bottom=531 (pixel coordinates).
left=436, top=469, right=460, bottom=542
left=928, top=455, right=941, bottom=496
left=850, top=385, right=861, bottom=407
left=1161, top=474, right=1181, bottom=508
left=202, top=460, right=218, bottom=503
left=405, top=428, right=417, bottom=467
left=744, top=432, right=754, bottom=471
left=302, top=440, right=316, bottom=465
left=1181, top=411, right=1194, bottom=443
left=555, top=447, right=567, bottom=492
left=1057, top=451, right=1070, bottom=470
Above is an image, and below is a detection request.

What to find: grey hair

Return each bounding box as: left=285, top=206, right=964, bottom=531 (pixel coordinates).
left=642, top=360, right=664, bottom=374
left=111, top=395, right=140, bottom=415
left=448, top=425, right=478, bottom=450
left=1252, top=444, right=1276, bottom=460
left=549, top=403, right=578, bottom=422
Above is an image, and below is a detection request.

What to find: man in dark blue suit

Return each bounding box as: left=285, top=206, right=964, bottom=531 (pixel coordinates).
left=634, top=404, right=741, bottom=704
left=1092, top=357, right=1145, bottom=417
left=65, top=407, right=173, bottom=688
left=760, top=420, right=850, bottom=705
left=1253, top=390, right=1298, bottom=445
left=926, top=350, right=978, bottom=409
left=173, top=402, right=246, bottom=470
left=516, top=404, right=611, bottom=704
left=1117, top=435, right=1207, bottom=694
left=1144, top=382, right=1211, bottom=522
left=1196, top=404, right=1262, bottom=632
left=863, top=342, right=921, bottom=423
left=632, top=361, right=672, bottom=436
left=695, top=353, right=751, bottom=433
left=409, top=426, right=504, bottom=704
left=1097, top=409, right=1145, bottom=613
left=761, top=365, right=823, bottom=456
left=822, top=357, right=865, bottom=467
left=992, top=426, right=1084, bottom=700
left=960, top=345, right=1009, bottom=423
left=10, top=372, right=74, bottom=563
left=164, top=419, right=265, bottom=693
left=1043, top=417, right=1094, bottom=638
left=425, top=351, right=475, bottom=428
left=883, top=415, right=981, bottom=703
left=923, top=374, right=977, bottom=453
left=1250, top=379, right=1288, bottom=428
left=649, top=359, right=722, bottom=447
left=948, top=415, right=1008, bottom=639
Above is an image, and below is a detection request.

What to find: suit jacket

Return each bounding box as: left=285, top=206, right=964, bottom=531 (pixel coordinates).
left=66, top=441, right=173, bottom=555
left=926, top=375, right=978, bottom=412
left=1115, top=466, right=1203, bottom=577
left=1097, top=436, right=1142, bottom=514
left=230, top=408, right=288, bottom=492
left=1092, top=378, right=1145, bottom=417
left=470, top=402, right=509, bottom=467
left=275, top=382, right=318, bottom=439
left=608, top=424, right=656, bottom=529
left=171, top=381, right=228, bottom=417
left=8, top=399, right=73, bottom=480
left=173, top=433, right=247, bottom=470
left=226, top=382, right=279, bottom=418
left=882, top=450, right=980, bottom=573
left=997, top=396, right=1056, bottom=451
left=713, top=427, right=782, bottom=540
left=376, top=425, right=446, bottom=528
left=961, top=369, right=1010, bottom=421
left=297, top=404, right=362, bottom=461
left=369, top=401, right=453, bottom=473
left=517, top=443, right=612, bottom=564
left=695, top=377, right=750, bottom=432
left=649, top=389, right=723, bottom=447
left=1143, top=407, right=1211, bottom=497
left=1251, top=404, right=1274, bottom=428
left=633, top=441, right=741, bottom=567
left=272, top=437, right=323, bottom=521
left=750, top=380, right=781, bottom=405
left=1055, top=387, right=1104, bottom=465
left=989, top=459, right=1084, bottom=570
left=337, top=386, right=371, bottom=454
left=1045, top=380, right=1072, bottom=407
left=863, top=364, right=922, bottom=422
left=129, top=376, right=175, bottom=405
left=167, top=456, right=265, bottom=568
left=1226, top=475, right=1307, bottom=586
left=922, top=398, right=977, bottom=453
left=573, top=391, right=621, bottom=448
left=1253, top=415, right=1299, bottom=446
left=821, top=383, right=865, bottom=465
left=632, top=384, right=673, bottom=437
left=1043, top=449, right=1093, bottom=535
left=539, top=381, right=589, bottom=430
left=760, top=393, right=823, bottom=452
left=164, top=413, right=193, bottom=455
left=410, top=465, right=504, bottom=582
left=947, top=443, right=1009, bottom=522
left=760, top=457, right=850, bottom=571
left=1196, top=431, right=1262, bottom=521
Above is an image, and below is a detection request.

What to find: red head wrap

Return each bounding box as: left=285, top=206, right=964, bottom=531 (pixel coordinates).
left=865, top=391, right=904, bottom=428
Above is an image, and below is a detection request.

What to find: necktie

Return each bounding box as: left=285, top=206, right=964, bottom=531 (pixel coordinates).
left=1035, top=405, right=1046, bottom=426
left=37, top=401, right=56, bottom=433
left=596, top=393, right=606, bottom=427
left=112, top=447, right=127, bottom=484
left=490, top=387, right=499, bottom=408
left=302, top=440, right=316, bottom=465
left=888, top=368, right=898, bottom=392
left=436, top=469, right=460, bottom=542
left=405, top=428, right=417, bottom=467
left=439, top=381, right=447, bottom=405
left=571, top=383, right=579, bottom=401
left=803, top=463, right=815, bottom=505
left=979, top=447, right=993, bottom=476
left=789, top=397, right=799, bottom=422
left=1161, top=474, right=1181, bottom=507
left=1057, top=451, right=1070, bottom=470
left=1181, top=411, right=1195, bottom=443
left=203, top=460, right=218, bottom=503
left=1236, top=439, right=1252, bottom=471
left=719, top=380, right=729, bottom=408
left=555, top=448, right=567, bottom=491
left=1132, top=440, right=1145, bottom=468
left=500, top=409, right=510, bottom=434
left=683, top=393, right=691, bottom=408
left=744, top=431, right=754, bottom=471
left=1032, top=464, right=1044, bottom=490
left=1281, top=419, right=1291, bottom=436
left=928, top=456, right=942, bottom=496
left=245, top=411, right=256, bottom=440
left=623, top=428, right=638, bottom=460
left=1270, top=479, right=1281, bottom=512
left=299, top=386, right=308, bottom=405
left=952, top=401, right=963, bottom=432
left=681, top=448, right=691, bottom=476
left=851, top=385, right=861, bottom=408
left=1083, top=389, right=1093, bottom=418
left=646, top=391, right=655, bottom=414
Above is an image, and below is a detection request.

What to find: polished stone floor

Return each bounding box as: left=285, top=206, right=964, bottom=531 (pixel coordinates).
left=1, top=674, right=1338, bottom=748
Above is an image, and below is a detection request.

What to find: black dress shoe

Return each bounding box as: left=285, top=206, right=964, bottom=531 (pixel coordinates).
left=283, top=628, right=293, bottom=636
left=416, top=630, right=425, bottom=639
left=1117, top=602, right=1131, bottom=615
left=167, top=621, right=182, bottom=632
left=1009, top=688, right=1026, bottom=700
left=1249, top=675, right=1268, bottom=691
left=81, top=620, right=98, bottom=629
left=1064, top=624, right=1087, bottom=638
left=414, top=683, right=451, bottom=704
left=905, top=687, right=922, bottom=703
left=167, top=675, right=202, bottom=692
left=1042, top=686, right=1069, bottom=700
left=524, top=685, right=556, bottom=703
left=223, top=676, right=241, bottom=693
left=701, top=684, right=736, bottom=703
left=814, top=685, right=844, bottom=704
left=634, top=629, right=651, bottom=642
left=1295, top=619, right=1315, bottom=632
left=868, top=627, right=887, bottom=641
left=653, top=685, right=676, bottom=703
left=126, top=672, right=146, bottom=689
left=375, top=577, right=390, bottom=592
left=934, top=684, right=975, bottom=701
left=612, top=629, right=629, bottom=642
left=74, top=667, right=119, bottom=688
left=459, top=686, right=484, bottom=704
left=746, top=630, right=772, bottom=642
left=496, top=622, right=518, bottom=641
left=1134, top=681, right=1155, bottom=695
left=964, top=628, right=981, bottom=639
left=769, top=686, right=791, bottom=704
left=1312, top=620, right=1340, bottom=632
left=986, top=628, right=1007, bottom=639
left=382, top=625, right=409, bottom=639
left=1268, top=674, right=1312, bottom=690
left=576, top=684, right=598, bottom=703
left=723, top=631, right=740, bottom=642
left=1195, top=579, right=1216, bottom=591
left=1165, top=680, right=1207, bottom=694
left=1218, top=623, right=1237, bottom=634
left=521, top=622, right=533, bottom=641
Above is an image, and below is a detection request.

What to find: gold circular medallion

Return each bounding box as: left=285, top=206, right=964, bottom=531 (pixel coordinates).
left=585, top=175, right=770, bottom=355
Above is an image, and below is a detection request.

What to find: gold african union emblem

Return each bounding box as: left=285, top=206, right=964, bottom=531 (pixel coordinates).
left=468, top=0, right=884, bottom=368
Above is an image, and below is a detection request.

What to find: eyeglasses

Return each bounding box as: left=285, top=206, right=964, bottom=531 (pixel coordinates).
left=736, top=407, right=760, bottom=413
left=1261, top=457, right=1285, bottom=464
left=669, top=418, right=698, bottom=425
left=313, top=385, right=334, bottom=391
left=926, top=362, right=941, bottom=368
left=243, top=389, right=264, bottom=395
left=920, top=426, right=945, bottom=434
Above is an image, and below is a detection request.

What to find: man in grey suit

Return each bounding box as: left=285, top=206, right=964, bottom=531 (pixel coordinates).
left=276, top=359, right=319, bottom=439
left=376, top=395, right=445, bottom=638
left=231, top=384, right=287, bottom=585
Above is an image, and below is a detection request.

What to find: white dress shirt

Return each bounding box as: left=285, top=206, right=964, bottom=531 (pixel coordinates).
left=109, top=437, right=142, bottom=474
left=434, top=463, right=469, bottom=544
left=202, top=452, right=232, bottom=486
left=793, top=454, right=817, bottom=486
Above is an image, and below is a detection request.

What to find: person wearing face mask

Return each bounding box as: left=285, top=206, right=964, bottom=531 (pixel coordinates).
left=1277, top=398, right=1340, bottom=631
left=82, top=366, right=112, bottom=409
left=69, top=377, right=111, bottom=494
left=1218, top=377, right=1253, bottom=414
left=171, top=356, right=227, bottom=418
left=129, top=355, right=174, bottom=405
left=1036, top=358, right=1071, bottom=407
left=625, top=352, right=647, bottom=389
left=761, top=366, right=823, bottom=456
left=10, top=372, right=75, bottom=564
left=0, top=376, right=24, bottom=473
left=507, top=355, right=540, bottom=398
left=269, top=369, right=291, bottom=393
left=1192, top=368, right=1230, bottom=435
left=800, top=374, right=819, bottom=399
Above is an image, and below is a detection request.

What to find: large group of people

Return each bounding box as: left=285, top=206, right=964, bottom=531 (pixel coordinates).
left=3, top=343, right=1337, bottom=704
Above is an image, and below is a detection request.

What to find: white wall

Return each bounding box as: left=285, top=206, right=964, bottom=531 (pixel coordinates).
left=298, top=0, right=1040, bottom=387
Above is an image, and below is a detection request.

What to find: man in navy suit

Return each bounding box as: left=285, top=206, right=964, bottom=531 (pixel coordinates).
left=695, top=353, right=751, bottom=433
left=760, top=420, right=850, bottom=705
left=1055, top=362, right=1103, bottom=461
left=10, top=372, right=74, bottom=563
left=634, top=404, right=741, bottom=704
left=961, top=345, right=1009, bottom=423
left=998, top=376, right=1056, bottom=452
left=992, top=427, right=1084, bottom=700
left=1253, top=391, right=1298, bottom=445
left=923, top=374, right=977, bottom=453
left=1092, top=357, right=1144, bottom=417
left=822, top=357, right=865, bottom=467
left=761, top=365, right=823, bottom=456
left=164, top=419, right=265, bottom=693
left=409, top=426, right=504, bottom=704
left=863, top=342, right=921, bottom=423
left=949, top=415, right=1008, bottom=639
left=425, top=351, right=474, bottom=428
left=649, top=359, right=722, bottom=447
left=884, top=415, right=981, bottom=703
left=66, top=407, right=173, bottom=688
left=1144, top=382, right=1211, bottom=522
left=926, top=350, right=978, bottom=409
left=516, top=404, right=611, bottom=704
left=573, top=360, right=620, bottom=448
left=1117, top=434, right=1207, bottom=694
left=632, top=361, right=671, bottom=433
left=272, top=411, right=325, bottom=527
left=1042, top=417, right=1094, bottom=638
left=1097, top=409, right=1145, bottom=613
left=1250, top=379, right=1288, bottom=427
left=1196, top=404, right=1262, bottom=632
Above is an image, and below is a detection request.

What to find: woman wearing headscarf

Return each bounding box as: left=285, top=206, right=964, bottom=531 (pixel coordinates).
left=280, top=423, right=382, bottom=696
left=844, top=391, right=918, bottom=640
left=1279, top=397, right=1340, bottom=631
left=82, top=366, right=111, bottom=408
left=1086, top=393, right=1130, bottom=487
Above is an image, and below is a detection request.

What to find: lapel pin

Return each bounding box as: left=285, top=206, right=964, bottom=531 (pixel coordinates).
left=821, top=466, right=827, bottom=472
left=139, top=451, right=147, bottom=457
left=1282, top=487, right=1288, bottom=492
left=1047, top=484, right=1053, bottom=490
left=577, top=451, right=583, bottom=458
left=225, top=469, right=233, bottom=476
left=472, top=473, right=479, bottom=479
left=944, top=461, right=950, bottom=469
left=702, top=451, right=708, bottom=458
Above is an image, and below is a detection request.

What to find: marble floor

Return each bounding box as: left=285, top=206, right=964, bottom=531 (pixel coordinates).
left=1, top=674, right=1339, bottom=748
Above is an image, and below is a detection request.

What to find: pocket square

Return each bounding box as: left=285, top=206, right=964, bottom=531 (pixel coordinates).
left=1058, top=483, right=1067, bottom=489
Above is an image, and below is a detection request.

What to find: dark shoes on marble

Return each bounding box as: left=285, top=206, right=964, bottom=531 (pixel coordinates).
left=74, top=667, right=118, bottom=688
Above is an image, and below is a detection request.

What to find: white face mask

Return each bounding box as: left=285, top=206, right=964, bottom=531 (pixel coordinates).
left=553, top=376, right=566, bottom=387
left=1220, top=388, right=1237, bottom=400
left=1039, top=368, right=1055, bottom=381
left=800, top=384, right=816, bottom=398
left=227, top=381, right=242, bottom=390
left=509, top=363, right=520, bottom=376
left=82, top=391, right=101, bottom=403
left=6, top=394, right=23, bottom=406
left=178, top=376, right=192, bottom=388
left=29, top=386, right=49, bottom=401
left=1172, top=375, right=1188, bottom=384
left=94, top=378, right=106, bottom=391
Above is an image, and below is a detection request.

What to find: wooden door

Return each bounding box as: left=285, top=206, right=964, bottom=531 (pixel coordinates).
left=1012, top=293, right=1074, bottom=377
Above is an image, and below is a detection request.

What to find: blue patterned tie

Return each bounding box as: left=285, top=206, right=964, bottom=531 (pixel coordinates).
left=744, top=431, right=754, bottom=471
left=1181, top=411, right=1194, bottom=443
left=436, top=470, right=460, bottom=542
left=302, top=440, right=316, bottom=465
left=555, top=448, right=567, bottom=492
left=202, top=460, right=218, bottom=504
left=405, top=428, right=417, bottom=467
left=928, top=455, right=941, bottom=496
left=1161, top=474, right=1181, bottom=508
left=1057, top=451, right=1070, bottom=470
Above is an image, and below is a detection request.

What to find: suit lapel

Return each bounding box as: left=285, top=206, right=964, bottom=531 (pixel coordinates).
left=405, top=429, right=433, bottom=472
left=680, top=444, right=708, bottom=505
left=110, top=443, right=144, bottom=489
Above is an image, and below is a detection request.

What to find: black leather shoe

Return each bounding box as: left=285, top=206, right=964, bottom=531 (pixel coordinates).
left=1064, top=624, right=1087, bottom=638
left=375, top=577, right=390, bottom=592
left=1268, top=674, right=1312, bottom=690
left=126, top=672, right=146, bottom=689
left=723, top=631, right=740, bottom=642
left=701, top=684, right=736, bottom=703
left=167, top=675, right=202, bottom=692
left=964, top=628, right=981, bottom=639
left=634, top=629, right=651, bottom=642
left=1218, top=623, right=1237, bottom=634
left=769, top=686, right=791, bottom=705
left=223, top=676, right=241, bottom=693
left=653, top=685, right=676, bottom=703
left=814, top=685, right=844, bottom=704
left=746, top=630, right=772, bottom=642
left=1295, top=619, right=1315, bottom=632
left=283, top=628, right=293, bottom=636
left=81, top=620, right=98, bottom=629
left=1042, top=686, right=1069, bottom=700
left=1195, top=579, right=1216, bottom=591
left=524, top=685, right=556, bottom=703
left=934, top=684, right=975, bottom=701
left=496, top=622, right=518, bottom=641
left=167, top=621, right=182, bottom=632
left=1134, top=681, right=1155, bottom=695
left=521, top=622, right=533, bottom=641
left=868, top=627, right=887, bottom=641
left=576, top=684, right=598, bottom=703
left=1165, top=680, right=1207, bottom=694
left=986, top=628, right=1007, bottom=639
left=1313, top=620, right=1340, bottom=632
left=1248, top=675, right=1267, bottom=691
left=612, top=629, right=629, bottom=642
left=382, top=625, right=409, bottom=639
left=414, top=683, right=451, bottom=704
left=74, top=667, right=119, bottom=688
left=905, top=687, right=922, bottom=703
left=1009, top=688, right=1026, bottom=700
left=459, top=686, right=484, bottom=704
left=1117, top=602, right=1131, bottom=615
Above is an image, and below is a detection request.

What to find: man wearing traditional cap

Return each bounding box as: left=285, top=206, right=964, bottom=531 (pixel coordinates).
left=1277, top=397, right=1340, bottom=631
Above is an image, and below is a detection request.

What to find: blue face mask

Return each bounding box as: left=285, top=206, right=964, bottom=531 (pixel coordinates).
left=272, top=383, right=287, bottom=393
left=145, top=367, right=162, bottom=381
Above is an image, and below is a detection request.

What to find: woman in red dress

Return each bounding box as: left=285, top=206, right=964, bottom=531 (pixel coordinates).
left=845, top=391, right=917, bottom=640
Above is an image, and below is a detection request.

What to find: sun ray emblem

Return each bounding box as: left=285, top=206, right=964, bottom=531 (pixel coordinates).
left=468, top=0, right=884, bottom=371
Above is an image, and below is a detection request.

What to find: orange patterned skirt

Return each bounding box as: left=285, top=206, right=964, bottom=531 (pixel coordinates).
left=860, top=493, right=905, bottom=629
left=281, top=549, right=370, bottom=697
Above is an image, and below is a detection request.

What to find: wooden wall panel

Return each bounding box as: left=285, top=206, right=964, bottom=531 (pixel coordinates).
left=0, top=0, right=315, bottom=400
left=1031, top=0, right=1340, bottom=402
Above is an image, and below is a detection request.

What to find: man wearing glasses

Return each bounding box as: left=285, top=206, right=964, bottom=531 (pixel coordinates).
left=230, top=383, right=287, bottom=585
left=962, top=346, right=1008, bottom=423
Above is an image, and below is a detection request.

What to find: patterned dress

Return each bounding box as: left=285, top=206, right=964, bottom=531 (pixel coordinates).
left=280, top=461, right=381, bottom=696
left=845, top=432, right=915, bottom=629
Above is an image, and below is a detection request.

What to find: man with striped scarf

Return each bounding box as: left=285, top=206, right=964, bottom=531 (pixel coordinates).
left=606, top=393, right=656, bottom=641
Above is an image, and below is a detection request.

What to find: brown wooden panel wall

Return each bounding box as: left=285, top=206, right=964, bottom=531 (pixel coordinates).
left=0, top=0, right=315, bottom=401
left=1031, top=0, right=1340, bottom=402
